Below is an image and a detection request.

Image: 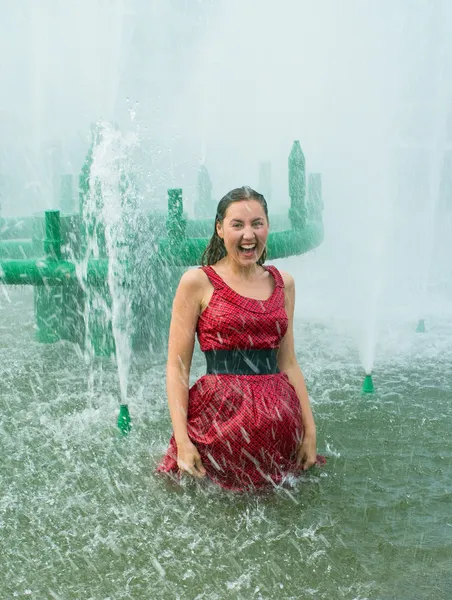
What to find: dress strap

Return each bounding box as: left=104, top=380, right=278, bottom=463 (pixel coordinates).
left=265, top=265, right=285, bottom=288
left=199, top=265, right=226, bottom=289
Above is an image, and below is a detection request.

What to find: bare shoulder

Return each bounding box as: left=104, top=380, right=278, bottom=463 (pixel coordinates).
left=178, top=267, right=210, bottom=293
left=278, top=269, right=295, bottom=291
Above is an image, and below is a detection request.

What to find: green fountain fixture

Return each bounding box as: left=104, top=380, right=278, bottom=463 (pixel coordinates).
left=361, top=373, right=375, bottom=394
left=194, top=165, right=213, bottom=219
left=416, top=319, right=426, bottom=333
left=118, top=404, right=132, bottom=435
left=0, top=134, right=324, bottom=411
left=289, top=140, right=307, bottom=228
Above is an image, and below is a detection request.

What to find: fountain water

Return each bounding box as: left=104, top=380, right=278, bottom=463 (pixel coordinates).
left=80, top=121, right=141, bottom=432
left=1, top=2, right=452, bottom=598
left=416, top=16, right=451, bottom=331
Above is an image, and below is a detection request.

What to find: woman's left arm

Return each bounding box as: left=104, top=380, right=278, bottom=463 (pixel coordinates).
left=277, top=271, right=317, bottom=469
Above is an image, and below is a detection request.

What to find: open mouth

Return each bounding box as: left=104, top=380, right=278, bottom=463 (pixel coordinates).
left=239, top=244, right=256, bottom=255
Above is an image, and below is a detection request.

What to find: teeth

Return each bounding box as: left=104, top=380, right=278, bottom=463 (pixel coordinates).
left=241, top=245, right=255, bottom=249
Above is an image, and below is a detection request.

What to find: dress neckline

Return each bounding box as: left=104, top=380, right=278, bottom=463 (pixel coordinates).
left=206, top=265, right=278, bottom=304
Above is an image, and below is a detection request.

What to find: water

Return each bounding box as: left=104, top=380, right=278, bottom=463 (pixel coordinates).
left=1, top=285, right=451, bottom=599
left=2, top=1, right=452, bottom=597
left=82, top=121, right=140, bottom=404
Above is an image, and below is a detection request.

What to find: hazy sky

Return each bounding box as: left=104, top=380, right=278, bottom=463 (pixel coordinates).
left=0, top=0, right=451, bottom=291
left=1, top=0, right=451, bottom=211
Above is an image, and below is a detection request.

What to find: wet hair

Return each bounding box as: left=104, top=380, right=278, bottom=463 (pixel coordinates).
left=201, top=186, right=269, bottom=266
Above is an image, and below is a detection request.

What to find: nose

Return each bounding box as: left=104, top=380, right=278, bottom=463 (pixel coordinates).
left=242, top=225, right=255, bottom=241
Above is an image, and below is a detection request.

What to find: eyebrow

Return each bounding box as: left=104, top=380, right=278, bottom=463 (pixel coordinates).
left=230, top=217, right=265, bottom=223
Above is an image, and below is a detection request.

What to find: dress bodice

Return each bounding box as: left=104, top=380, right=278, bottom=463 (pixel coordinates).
left=196, top=265, right=288, bottom=352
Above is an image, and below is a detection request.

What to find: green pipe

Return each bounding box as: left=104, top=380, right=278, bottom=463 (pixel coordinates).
left=0, top=223, right=322, bottom=283
left=186, top=212, right=293, bottom=238
left=267, top=226, right=323, bottom=257
left=0, top=258, right=108, bottom=285
left=0, top=218, right=323, bottom=282
left=158, top=223, right=323, bottom=266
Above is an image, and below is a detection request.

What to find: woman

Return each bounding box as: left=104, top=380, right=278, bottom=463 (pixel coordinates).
left=158, top=186, right=324, bottom=490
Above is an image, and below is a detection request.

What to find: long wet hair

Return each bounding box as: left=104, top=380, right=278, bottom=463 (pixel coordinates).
left=201, top=186, right=269, bottom=266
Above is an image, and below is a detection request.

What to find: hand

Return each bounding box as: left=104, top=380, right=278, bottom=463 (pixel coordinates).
left=176, top=439, right=207, bottom=478
left=296, top=429, right=317, bottom=471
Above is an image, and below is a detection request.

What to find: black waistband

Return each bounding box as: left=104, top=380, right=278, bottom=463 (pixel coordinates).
left=205, top=348, right=279, bottom=375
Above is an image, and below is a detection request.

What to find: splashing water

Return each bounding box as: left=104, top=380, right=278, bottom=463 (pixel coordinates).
left=80, top=120, right=141, bottom=406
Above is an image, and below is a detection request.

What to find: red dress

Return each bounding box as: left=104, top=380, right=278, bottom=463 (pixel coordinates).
left=158, top=265, right=321, bottom=491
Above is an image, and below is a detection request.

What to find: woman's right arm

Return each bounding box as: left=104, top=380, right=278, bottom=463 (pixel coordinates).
left=166, top=269, right=207, bottom=477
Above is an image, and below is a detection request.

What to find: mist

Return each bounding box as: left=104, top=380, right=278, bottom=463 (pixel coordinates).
left=1, top=0, right=451, bottom=367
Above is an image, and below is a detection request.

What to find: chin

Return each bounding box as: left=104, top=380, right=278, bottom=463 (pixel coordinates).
left=238, top=254, right=258, bottom=264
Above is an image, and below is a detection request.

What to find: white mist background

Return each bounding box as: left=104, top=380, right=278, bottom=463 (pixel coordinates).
left=1, top=0, right=451, bottom=371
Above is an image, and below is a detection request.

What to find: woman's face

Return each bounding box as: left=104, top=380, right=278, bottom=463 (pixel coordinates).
left=216, top=199, right=269, bottom=266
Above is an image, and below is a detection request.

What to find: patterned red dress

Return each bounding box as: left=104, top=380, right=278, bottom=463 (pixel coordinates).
left=158, top=265, right=321, bottom=491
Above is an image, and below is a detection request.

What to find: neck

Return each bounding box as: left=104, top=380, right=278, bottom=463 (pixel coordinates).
left=220, top=256, right=261, bottom=279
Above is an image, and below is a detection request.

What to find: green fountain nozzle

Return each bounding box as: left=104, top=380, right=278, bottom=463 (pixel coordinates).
left=288, top=140, right=307, bottom=229
left=166, top=188, right=186, bottom=243
left=361, top=373, right=374, bottom=394
left=195, top=165, right=213, bottom=219
left=118, top=404, right=132, bottom=435
left=416, top=319, right=426, bottom=333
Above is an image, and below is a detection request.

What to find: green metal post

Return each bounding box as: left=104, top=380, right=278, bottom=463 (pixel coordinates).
left=416, top=319, right=426, bottom=333
left=195, top=166, right=213, bottom=219
left=288, top=141, right=307, bottom=229
left=60, top=282, right=85, bottom=345
left=166, top=188, right=186, bottom=244
left=44, top=210, right=62, bottom=260
left=34, top=286, right=62, bottom=343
